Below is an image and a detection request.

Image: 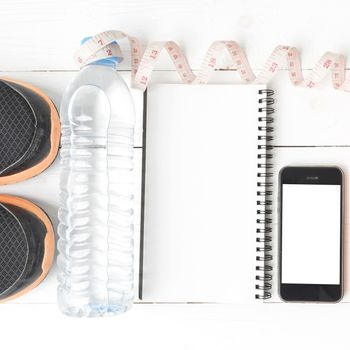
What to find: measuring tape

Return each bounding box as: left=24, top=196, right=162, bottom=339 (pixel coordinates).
left=74, top=30, right=350, bottom=92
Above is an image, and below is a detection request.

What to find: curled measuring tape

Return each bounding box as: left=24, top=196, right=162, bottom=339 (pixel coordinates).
left=74, top=30, right=350, bottom=92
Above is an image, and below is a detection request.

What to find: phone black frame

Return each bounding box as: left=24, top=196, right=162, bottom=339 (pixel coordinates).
left=279, top=166, right=344, bottom=302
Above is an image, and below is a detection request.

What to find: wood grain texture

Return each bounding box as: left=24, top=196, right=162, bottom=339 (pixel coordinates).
left=0, top=0, right=350, bottom=71
left=0, top=1, right=350, bottom=349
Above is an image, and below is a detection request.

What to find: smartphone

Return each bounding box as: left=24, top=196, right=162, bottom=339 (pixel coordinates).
left=279, top=166, right=343, bottom=302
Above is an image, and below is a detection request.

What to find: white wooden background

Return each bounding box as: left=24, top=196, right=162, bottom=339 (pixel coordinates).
left=2, top=1, right=350, bottom=349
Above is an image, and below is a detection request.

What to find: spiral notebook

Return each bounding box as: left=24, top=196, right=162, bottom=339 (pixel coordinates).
left=139, top=83, right=274, bottom=302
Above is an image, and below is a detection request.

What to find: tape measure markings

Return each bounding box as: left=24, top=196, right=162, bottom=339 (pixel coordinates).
left=74, top=30, right=350, bottom=93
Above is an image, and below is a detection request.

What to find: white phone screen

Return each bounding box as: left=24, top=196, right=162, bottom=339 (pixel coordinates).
left=281, top=184, right=341, bottom=285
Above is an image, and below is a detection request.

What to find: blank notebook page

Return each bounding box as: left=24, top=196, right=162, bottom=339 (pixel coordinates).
left=141, top=84, right=264, bottom=302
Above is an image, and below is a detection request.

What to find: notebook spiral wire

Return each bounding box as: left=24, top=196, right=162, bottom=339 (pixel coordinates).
left=255, top=89, right=274, bottom=300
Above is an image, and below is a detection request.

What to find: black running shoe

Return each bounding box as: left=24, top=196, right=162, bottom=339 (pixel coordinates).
left=0, top=78, right=60, bottom=184
left=0, top=195, right=55, bottom=302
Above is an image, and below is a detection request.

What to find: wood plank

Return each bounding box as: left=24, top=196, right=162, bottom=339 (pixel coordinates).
left=2, top=302, right=350, bottom=349
left=5, top=70, right=350, bottom=147
left=143, top=71, right=350, bottom=146
left=0, top=0, right=349, bottom=71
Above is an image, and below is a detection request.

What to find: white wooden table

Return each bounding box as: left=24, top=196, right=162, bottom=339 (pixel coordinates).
left=2, top=1, right=350, bottom=349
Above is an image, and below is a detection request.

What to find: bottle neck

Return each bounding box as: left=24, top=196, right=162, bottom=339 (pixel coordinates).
left=87, top=59, right=117, bottom=69
left=80, top=37, right=122, bottom=69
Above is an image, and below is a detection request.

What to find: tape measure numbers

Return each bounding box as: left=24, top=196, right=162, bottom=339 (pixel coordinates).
left=74, top=30, right=350, bottom=92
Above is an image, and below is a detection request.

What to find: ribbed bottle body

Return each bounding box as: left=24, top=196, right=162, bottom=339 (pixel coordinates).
left=57, top=64, right=135, bottom=317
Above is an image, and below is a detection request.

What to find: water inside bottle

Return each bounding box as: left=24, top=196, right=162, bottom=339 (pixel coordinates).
left=58, top=77, right=135, bottom=317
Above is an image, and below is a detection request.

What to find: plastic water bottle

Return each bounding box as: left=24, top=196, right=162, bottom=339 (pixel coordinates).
left=57, top=44, right=135, bottom=317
